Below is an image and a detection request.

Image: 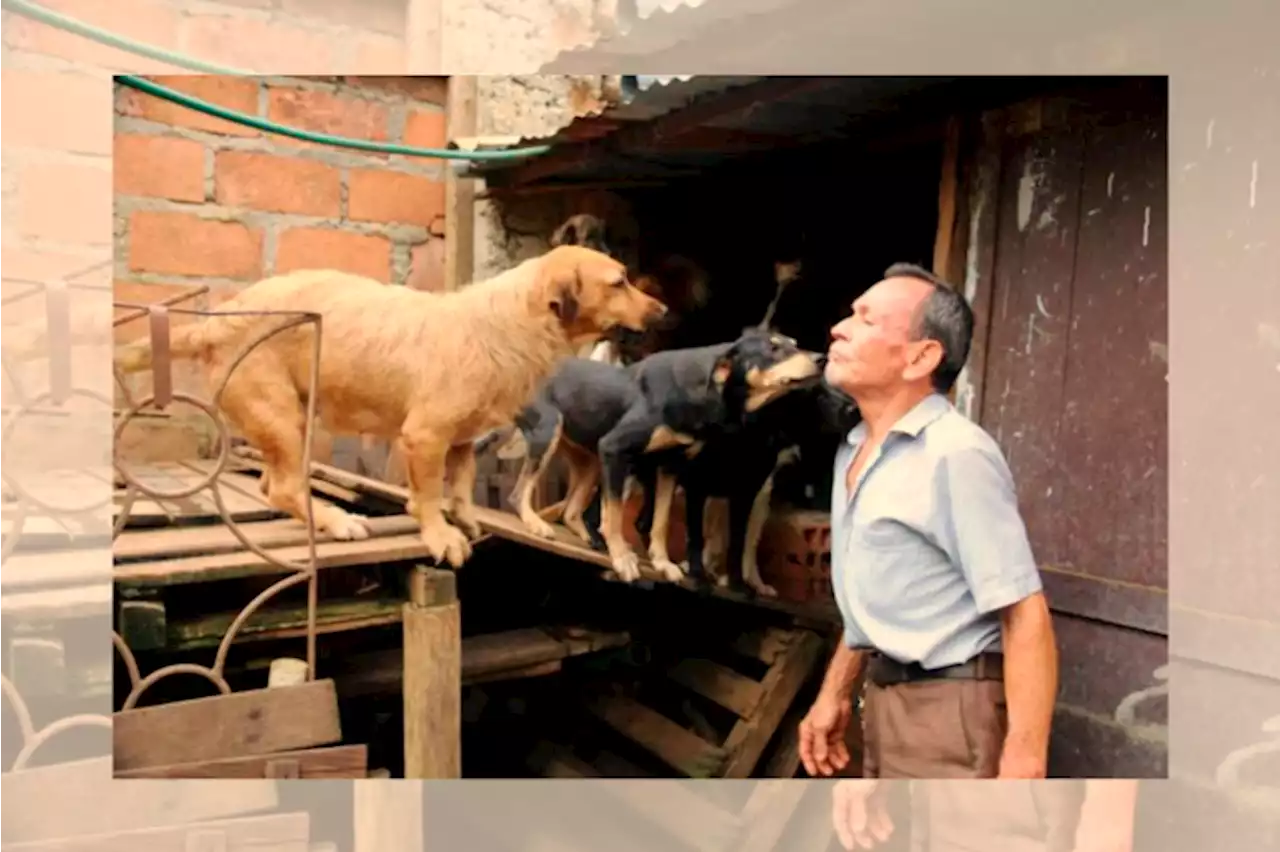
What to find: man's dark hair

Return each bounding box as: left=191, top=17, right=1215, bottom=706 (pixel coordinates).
left=883, top=262, right=975, bottom=394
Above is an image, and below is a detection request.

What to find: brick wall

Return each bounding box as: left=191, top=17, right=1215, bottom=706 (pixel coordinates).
left=108, top=73, right=449, bottom=461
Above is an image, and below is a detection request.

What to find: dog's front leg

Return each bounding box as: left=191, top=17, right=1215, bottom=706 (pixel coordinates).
left=401, top=422, right=472, bottom=569
left=741, top=472, right=779, bottom=598
left=645, top=468, right=684, bottom=583
left=444, top=443, right=482, bottom=540
left=683, top=481, right=710, bottom=586
left=724, top=489, right=755, bottom=595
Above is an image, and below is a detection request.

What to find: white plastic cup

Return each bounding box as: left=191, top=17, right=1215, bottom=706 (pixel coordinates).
left=268, top=657, right=308, bottom=688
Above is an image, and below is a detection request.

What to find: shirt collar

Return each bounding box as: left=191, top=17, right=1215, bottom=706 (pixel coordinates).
left=845, top=392, right=952, bottom=447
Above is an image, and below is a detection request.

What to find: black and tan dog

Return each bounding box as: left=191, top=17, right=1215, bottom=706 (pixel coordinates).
left=502, top=327, right=823, bottom=583
left=633, top=369, right=860, bottom=596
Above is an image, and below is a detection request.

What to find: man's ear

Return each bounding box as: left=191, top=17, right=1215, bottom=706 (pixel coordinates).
left=904, top=339, right=944, bottom=383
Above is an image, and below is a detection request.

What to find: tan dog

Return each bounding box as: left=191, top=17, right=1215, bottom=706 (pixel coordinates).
left=116, top=245, right=667, bottom=568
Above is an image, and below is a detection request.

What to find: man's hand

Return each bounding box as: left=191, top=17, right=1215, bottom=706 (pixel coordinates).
left=996, top=739, right=1047, bottom=779
left=831, top=780, right=893, bottom=850
left=799, top=693, right=853, bottom=776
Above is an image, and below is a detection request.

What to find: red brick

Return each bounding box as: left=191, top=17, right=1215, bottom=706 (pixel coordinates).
left=350, top=35, right=410, bottom=75
left=15, top=161, right=112, bottom=246
left=281, top=0, right=405, bottom=35
left=181, top=17, right=339, bottom=76
left=114, top=134, right=206, bottom=202
left=276, top=228, right=392, bottom=282
left=406, top=240, right=445, bottom=291
left=2, top=70, right=112, bottom=155
left=4, top=0, right=180, bottom=72
left=265, top=86, right=389, bottom=153
left=128, top=211, right=262, bottom=279
left=214, top=151, right=341, bottom=216
left=116, top=75, right=260, bottom=138
left=404, top=109, right=446, bottom=149
left=344, top=76, right=446, bottom=105
left=347, top=170, right=444, bottom=227
left=113, top=279, right=205, bottom=343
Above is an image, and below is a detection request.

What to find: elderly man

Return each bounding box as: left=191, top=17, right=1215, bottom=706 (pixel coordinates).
left=799, top=262, right=1058, bottom=780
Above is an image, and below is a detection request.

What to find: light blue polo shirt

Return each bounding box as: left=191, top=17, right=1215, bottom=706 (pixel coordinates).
left=831, top=392, right=1043, bottom=670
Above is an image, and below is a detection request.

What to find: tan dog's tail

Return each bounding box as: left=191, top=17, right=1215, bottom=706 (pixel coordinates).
left=115, top=312, right=270, bottom=374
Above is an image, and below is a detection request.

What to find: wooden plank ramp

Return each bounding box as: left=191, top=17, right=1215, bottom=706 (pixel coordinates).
left=291, top=455, right=841, bottom=625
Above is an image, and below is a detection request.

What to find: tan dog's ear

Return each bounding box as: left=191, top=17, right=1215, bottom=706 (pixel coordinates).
left=549, top=268, right=581, bottom=322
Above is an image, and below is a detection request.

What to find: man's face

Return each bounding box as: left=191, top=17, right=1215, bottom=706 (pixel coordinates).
left=825, top=276, right=935, bottom=395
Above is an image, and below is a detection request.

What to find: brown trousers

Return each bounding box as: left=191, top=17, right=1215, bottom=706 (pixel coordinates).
left=859, top=678, right=1084, bottom=852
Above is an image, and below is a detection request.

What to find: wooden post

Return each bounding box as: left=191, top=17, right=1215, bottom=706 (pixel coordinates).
left=444, top=76, right=478, bottom=292
left=354, top=780, right=425, bottom=852
left=402, top=565, right=461, bottom=778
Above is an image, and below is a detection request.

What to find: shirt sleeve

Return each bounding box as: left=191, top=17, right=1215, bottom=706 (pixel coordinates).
left=937, top=443, right=1044, bottom=614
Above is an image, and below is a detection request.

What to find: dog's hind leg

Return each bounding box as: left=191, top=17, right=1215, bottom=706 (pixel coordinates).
left=514, top=413, right=563, bottom=539
left=220, top=367, right=370, bottom=541
left=645, top=469, right=684, bottom=583
left=560, top=444, right=599, bottom=545
left=682, top=481, right=711, bottom=587
left=597, top=411, right=658, bottom=583
left=401, top=413, right=472, bottom=568
left=444, top=442, right=482, bottom=540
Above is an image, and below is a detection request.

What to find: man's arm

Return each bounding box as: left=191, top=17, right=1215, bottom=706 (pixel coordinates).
left=938, top=442, right=1058, bottom=777
left=999, top=590, right=1059, bottom=777
left=820, top=640, right=867, bottom=704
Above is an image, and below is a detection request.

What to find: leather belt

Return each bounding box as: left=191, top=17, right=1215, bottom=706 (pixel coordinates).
left=867, top=651, right=1003, bottom=687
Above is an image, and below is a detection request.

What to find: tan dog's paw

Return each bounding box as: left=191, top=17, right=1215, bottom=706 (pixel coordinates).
left=747, top=578, right=778, bottom=599
left=651, top=558, right=684, bottom=583
left=323, top=510, right=371, bottom=541
left=524, top=514, right=557, bottom=539
left=715, top=574, right=731, bottom=589
left=563, top=515, right=592, bottom=543
left=610, top=551, right=643, bottom=583
left=447, top=501, right=483, bottom=539
left=420, top=520, right=472, bottom=568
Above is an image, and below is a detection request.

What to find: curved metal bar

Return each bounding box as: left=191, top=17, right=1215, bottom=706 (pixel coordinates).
left=110, top=302, right=327, bottom=709
left=121, top=662, right=232, bottom=712
left=2, top=673, right=38, bottom=745
left=212, top=570, right=311, bottom=675
left=12, top=714, right=114, bottom=772
left=112, top=631, right=142, bottom=691
left=113, top=392, right=231, bottom=500
left=1, top=387, right=116, bottom=515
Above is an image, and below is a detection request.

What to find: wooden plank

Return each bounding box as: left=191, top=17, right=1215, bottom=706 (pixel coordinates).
left=528, top=742, right=601, bottom=778
left=667, top=657, right=765, bottom=718
left=5, top=812, right=309, bottom=852
left=721, top=630, right=826, bottom=778
left=932, top=114, right=963, bottom=278
left=731, top=627, right=798, bottom=666
left=594, top=780, right=743, bottom=852
left=113, top=533, right=432, bottom=587
left=114, top=514, right=420, bottom=563
left=1, top=583, right=111, bottom=620
left=354, top=780, right=424, bottom=852
left=737, top=780, right=810, bottom=852
left=0, top=756, right=280, bottom=846
left=445, top=75, right=478, bottom=292
left=402, top=572, right=461, bottom=778
left=114, top=745, right=368, bottom=779
left=587, top=694, right=727, bottom=778
left=167, top=596, right=404, bottom=651
left=113, top=679, right=343, bottom=771
left=333, top=627, right=630, bottom=695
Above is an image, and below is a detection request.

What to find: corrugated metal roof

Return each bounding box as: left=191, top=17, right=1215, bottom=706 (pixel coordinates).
left=543, top=0, right=803, bottom=71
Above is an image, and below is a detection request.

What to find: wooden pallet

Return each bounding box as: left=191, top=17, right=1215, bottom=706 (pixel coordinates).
left=527, top=624, right=829, bottom=780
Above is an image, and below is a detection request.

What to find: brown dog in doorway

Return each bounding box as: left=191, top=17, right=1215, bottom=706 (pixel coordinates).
left=115, top=245, right=667, bottom=568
